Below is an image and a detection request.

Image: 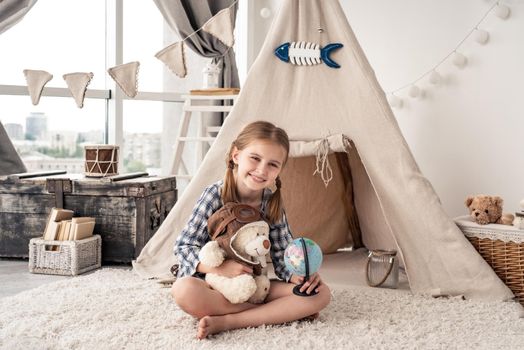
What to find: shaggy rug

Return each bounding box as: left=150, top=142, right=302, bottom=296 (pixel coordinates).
left=0, top=268, right=523, bottom=350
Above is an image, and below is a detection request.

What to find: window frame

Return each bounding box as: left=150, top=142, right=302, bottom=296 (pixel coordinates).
left=0, top=0, right=184, bottom=171
left=0, top=0, right=254, bottom=176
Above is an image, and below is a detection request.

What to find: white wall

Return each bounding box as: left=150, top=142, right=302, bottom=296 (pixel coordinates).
left=249, top=0, right=524, bottom=218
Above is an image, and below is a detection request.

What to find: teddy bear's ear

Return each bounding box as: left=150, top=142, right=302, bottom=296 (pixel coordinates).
left=465, top=196, right=474, bottom=208
left=493, top=196, right=503, bottom=206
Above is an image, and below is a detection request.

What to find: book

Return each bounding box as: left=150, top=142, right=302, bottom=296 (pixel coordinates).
left=71, top=217, right=96, bottom=225
left=72, top=222, right=95, bottom=240
left=61, top=220, right=72, bottom=241
left=189, top=88, right=240, bottom=95
left=70, top=217, right=96, bottom=240
left=42, top=208, right=74, bottom=240
left=56, top=222, right=66, bottom=241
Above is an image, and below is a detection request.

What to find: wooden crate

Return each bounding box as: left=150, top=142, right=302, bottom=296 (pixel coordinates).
left=0, top=172, right=176, bottom=263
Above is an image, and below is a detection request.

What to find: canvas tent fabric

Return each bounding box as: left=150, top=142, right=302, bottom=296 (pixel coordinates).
left=0, top=0, right=35, bottom=175
left=133, top=0, right=514, bottom=302
left=0, top=0, right=38, bottom=35
left=0, top=122, right=26, bottom=175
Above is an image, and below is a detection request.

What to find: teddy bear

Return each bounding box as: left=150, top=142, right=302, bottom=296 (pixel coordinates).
left=198, top=203, right=271, bottom=304
left=465, top=195, right=514, bottom=225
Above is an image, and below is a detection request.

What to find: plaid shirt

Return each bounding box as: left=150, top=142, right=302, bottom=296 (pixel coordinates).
left=174, top=180, right=293, bottom=282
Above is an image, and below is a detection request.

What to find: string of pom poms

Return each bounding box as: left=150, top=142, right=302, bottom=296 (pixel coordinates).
left=387, top=1, right=511, bottom=109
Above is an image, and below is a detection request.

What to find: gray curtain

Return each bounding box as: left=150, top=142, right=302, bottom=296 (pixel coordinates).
left=0, top=123, right=26, bottom=175
left=153, top=0, right=239, bottom=88
left=0, top=0, right=38, bottom=35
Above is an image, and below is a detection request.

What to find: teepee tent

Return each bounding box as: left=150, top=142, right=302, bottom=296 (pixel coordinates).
left=0, top=121, right=26, bottom=175
left=134, top=0, right=513, bottom=302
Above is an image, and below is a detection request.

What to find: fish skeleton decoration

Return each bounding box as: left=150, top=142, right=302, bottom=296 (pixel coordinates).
left=274, top=42, right=343, bottom=68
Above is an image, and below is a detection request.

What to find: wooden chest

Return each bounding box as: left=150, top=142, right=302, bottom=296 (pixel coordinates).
left=0, top=172, right=176, bottom=263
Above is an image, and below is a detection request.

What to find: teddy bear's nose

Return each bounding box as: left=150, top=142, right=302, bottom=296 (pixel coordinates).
left=263, top=239, right=270, bottom=249
left=475, top=212, right=480, bottom=217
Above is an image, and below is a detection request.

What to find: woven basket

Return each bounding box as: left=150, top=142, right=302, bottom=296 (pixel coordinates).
left=29, top=235, right=102, bottom=276
left=455, top=216, right=524, bottom=306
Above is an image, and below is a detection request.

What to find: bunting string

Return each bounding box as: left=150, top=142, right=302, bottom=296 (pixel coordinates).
left=177, top=0, right=239, bottom=43
left=152, top=0, right=239, bottom=81
left=23, top=1, right=240, bottom=104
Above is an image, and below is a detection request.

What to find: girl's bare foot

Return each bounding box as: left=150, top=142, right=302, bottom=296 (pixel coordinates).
left=196, top=312, right=320, bottom=339
left=197, top=316, right=227, bottom=339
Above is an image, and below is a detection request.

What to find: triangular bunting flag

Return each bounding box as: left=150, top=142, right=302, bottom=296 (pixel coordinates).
left=63, top=72, right=94, bottom=108
left=155, top=41, right=187, bottom=78
left=23, top=69, right=53, bottom=105
left=202, top=8, right=234, bottom=47
left=107, top=61, right=140, bottom=98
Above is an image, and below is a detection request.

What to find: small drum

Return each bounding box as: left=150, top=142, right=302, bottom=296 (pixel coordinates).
left=84, top=145, right=119, bottom=177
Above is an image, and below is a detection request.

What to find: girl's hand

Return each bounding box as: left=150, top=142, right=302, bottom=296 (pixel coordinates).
left=291, top=273, right=323, bottom=295
left=213, top=259, right=253, bottom=278
left=290, top=274, right=304, bottom=285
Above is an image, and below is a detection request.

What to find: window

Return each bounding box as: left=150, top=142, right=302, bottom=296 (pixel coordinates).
left=0, top=0, right=106, bottom=172
left=1, top=1, right=246, bottom=177
left=0, top=1, right=106, bottom=88
left=120, top=2, right=209, bottom=175
left=122, top=100, right=163, bottom=175
left=0, top=95, right=105, bottom=172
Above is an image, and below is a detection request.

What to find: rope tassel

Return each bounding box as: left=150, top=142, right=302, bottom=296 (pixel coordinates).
left=313, top=138, right=333, bottom=187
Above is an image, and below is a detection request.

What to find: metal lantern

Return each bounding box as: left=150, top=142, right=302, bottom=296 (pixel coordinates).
left=366, top=249, right=399, bottom=289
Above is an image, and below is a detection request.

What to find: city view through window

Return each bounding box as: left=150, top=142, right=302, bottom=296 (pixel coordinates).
left=0, top=1, right=109, bottom=174
left=0, top=1, right=187, bottom=176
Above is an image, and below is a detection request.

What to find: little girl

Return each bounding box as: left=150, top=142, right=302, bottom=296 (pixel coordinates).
left=172, top=121, right=331, bottom=339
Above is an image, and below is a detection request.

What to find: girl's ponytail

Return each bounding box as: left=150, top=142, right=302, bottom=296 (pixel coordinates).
left=266, top=176, right=284, bottom=224
left=221, top=145, right=239, bottom=203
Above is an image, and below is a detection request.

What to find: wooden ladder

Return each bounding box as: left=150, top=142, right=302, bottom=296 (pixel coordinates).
left=170, top=94, right=238, bottom=179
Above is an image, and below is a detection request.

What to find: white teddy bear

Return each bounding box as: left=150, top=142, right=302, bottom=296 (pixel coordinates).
left=199, top=220, right=271, bottom=304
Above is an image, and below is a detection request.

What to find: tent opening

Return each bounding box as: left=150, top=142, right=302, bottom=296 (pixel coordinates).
left=281, top=136, right=401, bottom=261
left=281, top=149, right=364, bottom=254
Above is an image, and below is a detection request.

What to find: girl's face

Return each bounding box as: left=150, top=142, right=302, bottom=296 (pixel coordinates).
left=232, top=140, right=287, bottom=195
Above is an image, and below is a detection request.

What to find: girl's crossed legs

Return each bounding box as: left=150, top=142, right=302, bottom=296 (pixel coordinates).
left=171, top=276, right=331, bottom=339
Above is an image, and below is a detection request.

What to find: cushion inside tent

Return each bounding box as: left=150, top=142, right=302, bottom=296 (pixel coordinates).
left=281, top=136, right=399, bottom=258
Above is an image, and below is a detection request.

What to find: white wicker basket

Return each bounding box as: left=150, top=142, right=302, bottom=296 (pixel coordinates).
left=28, top=235, right=101, bottom=276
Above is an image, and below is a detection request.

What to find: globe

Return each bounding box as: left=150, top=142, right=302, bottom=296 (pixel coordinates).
left=284, top=238, right=323, bottom=277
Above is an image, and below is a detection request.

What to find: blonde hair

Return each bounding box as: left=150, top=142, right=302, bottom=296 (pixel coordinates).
left=222, top=121, right=290, bottom=224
